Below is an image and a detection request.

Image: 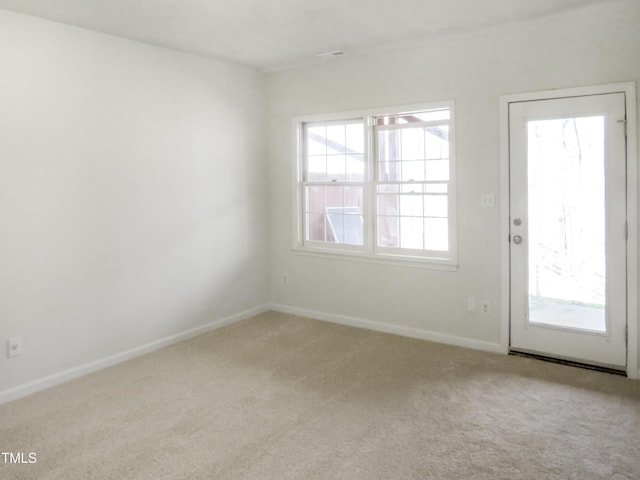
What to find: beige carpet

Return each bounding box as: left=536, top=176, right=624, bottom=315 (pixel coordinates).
left=1, top=311, right=639, bottom=480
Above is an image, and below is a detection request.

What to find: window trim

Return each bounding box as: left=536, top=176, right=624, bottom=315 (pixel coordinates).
left=293, top=100, right=457, bottom=269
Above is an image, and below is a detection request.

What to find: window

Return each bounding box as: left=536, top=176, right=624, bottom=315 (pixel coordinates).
left=303, top=120, right=365, bottom=247
left=296, top=102, right=456, bottom=267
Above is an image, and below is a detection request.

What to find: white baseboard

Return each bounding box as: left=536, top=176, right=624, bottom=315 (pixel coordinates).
left=269, top=303, right=505, bottom=355
left=4, top=303, right=631, bottom=405
left=0, top=304, right=270, bottom=405
left=270, top=305, right=640, bottom=380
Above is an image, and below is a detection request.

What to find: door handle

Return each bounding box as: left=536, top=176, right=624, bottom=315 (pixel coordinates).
left=513, top=235, right=523, bottom=245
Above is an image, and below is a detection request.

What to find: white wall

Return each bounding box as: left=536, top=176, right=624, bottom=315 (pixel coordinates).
left=0, top=10, right=269, bottom=395
left=267, top=2, right=640, bottom=367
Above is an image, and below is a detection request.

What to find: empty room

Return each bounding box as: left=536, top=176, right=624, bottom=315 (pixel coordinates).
left=1, top=1, right=639, bottom=478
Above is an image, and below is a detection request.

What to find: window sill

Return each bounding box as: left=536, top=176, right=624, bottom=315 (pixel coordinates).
left=292, top=247, right=458, bottom=271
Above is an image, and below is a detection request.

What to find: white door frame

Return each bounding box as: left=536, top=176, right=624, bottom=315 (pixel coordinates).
left=499, top=82, right=638, bottom=379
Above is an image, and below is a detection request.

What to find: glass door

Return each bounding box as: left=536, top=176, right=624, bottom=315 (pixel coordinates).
left=509, top=93, right=627, bottom=369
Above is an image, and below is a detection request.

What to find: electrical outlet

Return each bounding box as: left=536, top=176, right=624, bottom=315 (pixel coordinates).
left=8, top=337, right=22, bottom=358
left=480, top=300, right=490, bottom=315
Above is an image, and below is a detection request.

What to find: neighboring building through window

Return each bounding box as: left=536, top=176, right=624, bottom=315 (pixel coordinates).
left=296, top=102, right=456, bottom=267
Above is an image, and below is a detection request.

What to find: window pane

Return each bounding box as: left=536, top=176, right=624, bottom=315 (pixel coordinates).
left=325, top=213, right=363, bottom=245
left=343, top=212, right=364, bottom=245
left=318, top=186, right=364, bottom=246
left=306, top=213, right=326, bottom=242
left=377, top=194, right=399, bottom=216
left=346, top=154, right=364, bottom=181
left=400, top=194, right=423, bottom=217
left=425, top=126, right=449, bottom=159
left=424, top=195, right=448, bottom=218
left=305, top=186, right=326, bottom=213
left=307, top=126, right=326, bottom=155
left=375, top=189, right=450, bottom=252
left=324, top=186, right=344, bottom=209
left=327, top=155, right=346, bottom=181
left=344, top=186, right=363, bottom=210
left=425, top=160, right=449, bottom=181
left=326, top=124, right=346, bottom=154
left=307, top=156, right=326, bottom=182
left=379, top=161, right=401, bottom=181
left=377, top=216, right=399, bottom=247
left=325, top=210, right=364, bottom=245
left=401, top=217, right=424, bottom=249
left=424, top=218, right=448, bottom=251
left=401, top=127, right=424, bottom=160
left=305, top=186, right=326, bottom=242
left=376, top=113, right=451, bottom=187
left=378, top=130, right=401, bottom=162
left=305, top=121, right=364, bottom=185
left=346, top=123, right=365, bottom=154
left=401, top=161, right=425, bottom=181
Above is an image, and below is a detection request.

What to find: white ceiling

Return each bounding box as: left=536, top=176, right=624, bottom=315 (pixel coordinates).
left=0, top=0, right=613, bottom=71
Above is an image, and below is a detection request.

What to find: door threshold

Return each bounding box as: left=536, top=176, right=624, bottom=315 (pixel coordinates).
left=509, top=349, right=626, bottom=376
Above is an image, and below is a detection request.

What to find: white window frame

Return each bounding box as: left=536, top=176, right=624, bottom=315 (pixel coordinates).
left=299, top=117, right=369, bottom=254
left=293, top=101, right=457, bottom=270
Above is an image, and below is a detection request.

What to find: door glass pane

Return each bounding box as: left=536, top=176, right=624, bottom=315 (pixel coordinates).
left=527, top=116, right=606, bottom=332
